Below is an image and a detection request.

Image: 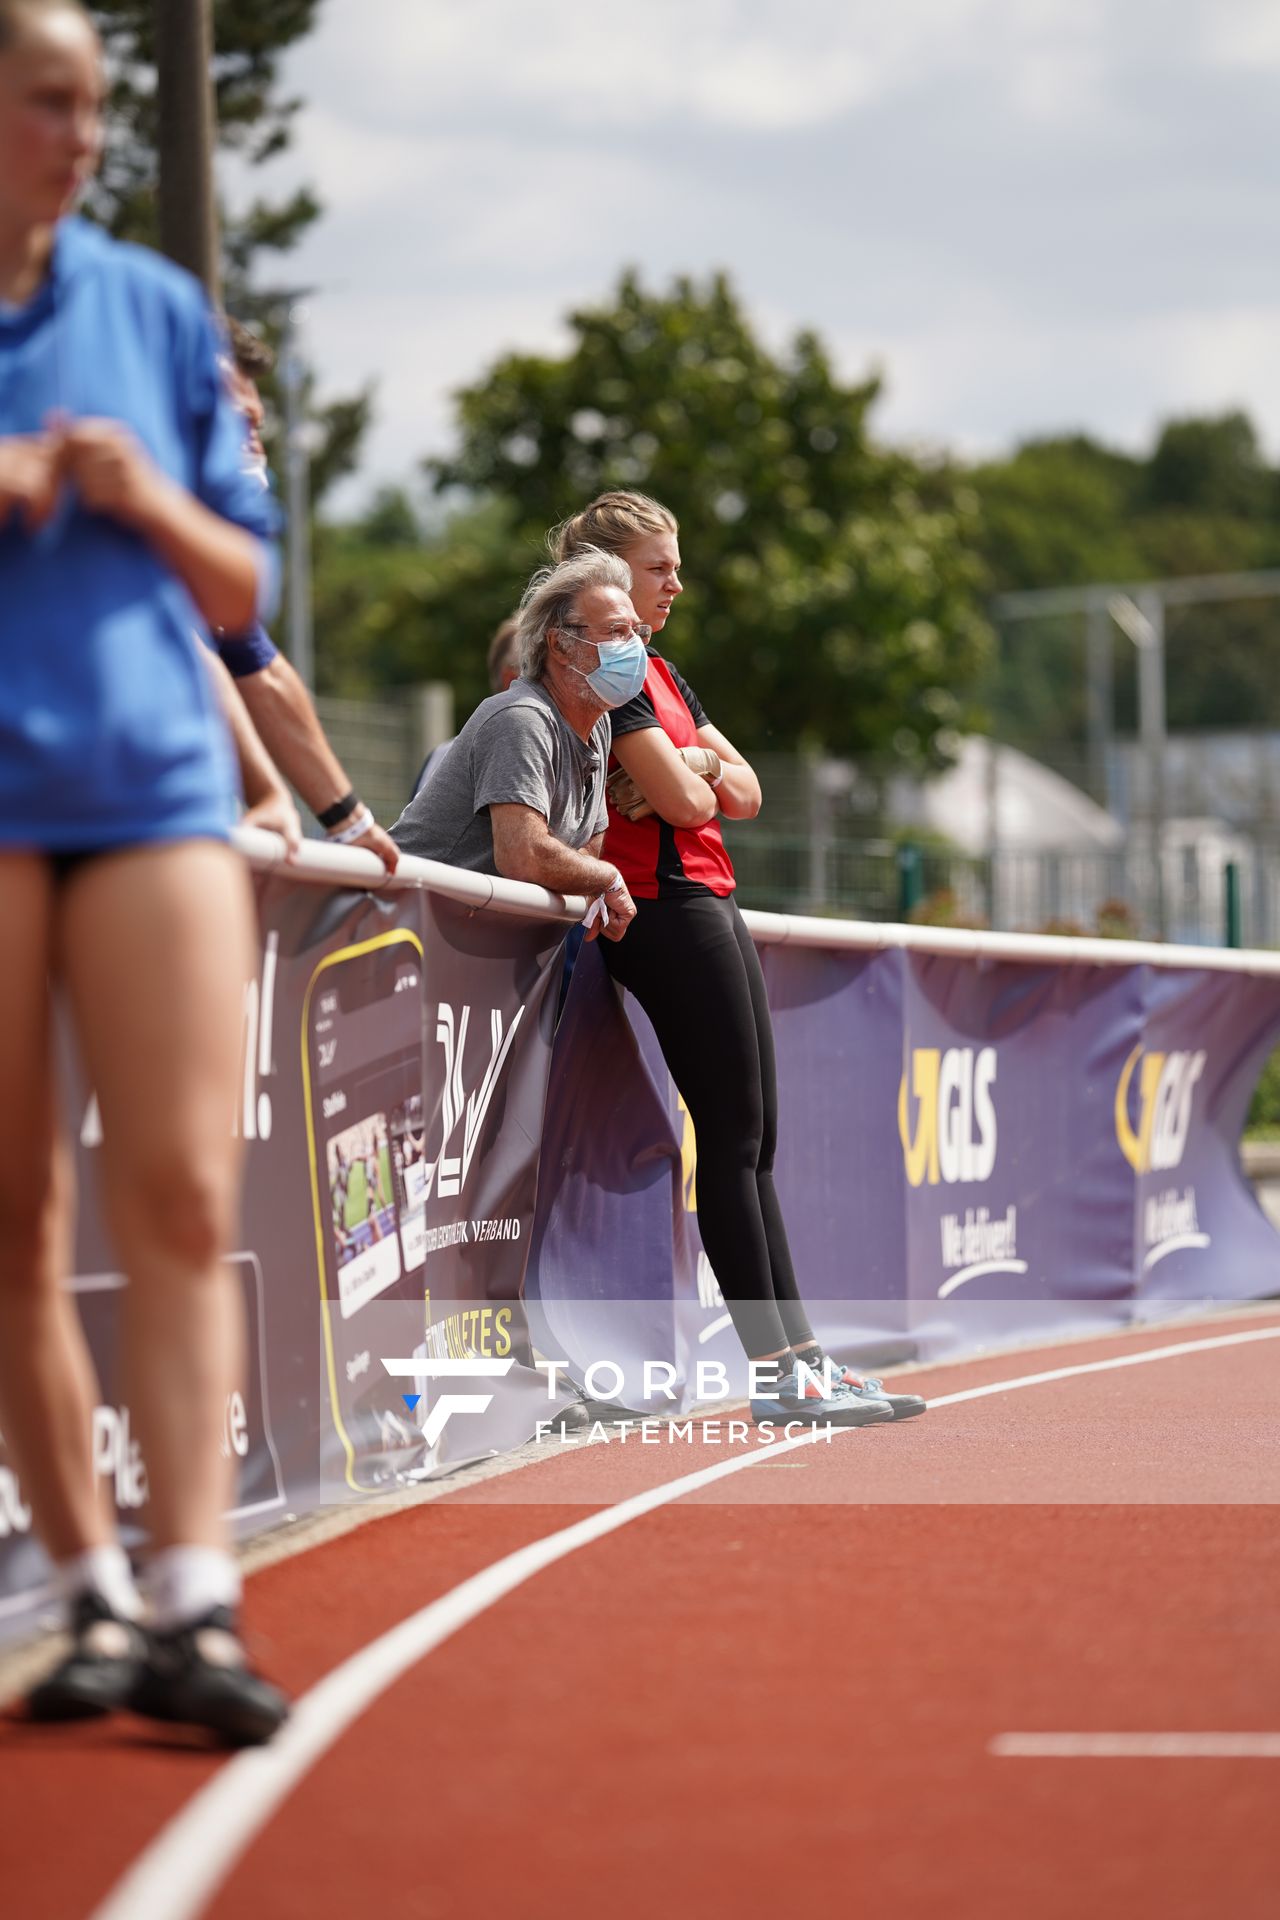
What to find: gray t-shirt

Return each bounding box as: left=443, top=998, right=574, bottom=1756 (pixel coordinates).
left=391, top=677, right=610, bottom=873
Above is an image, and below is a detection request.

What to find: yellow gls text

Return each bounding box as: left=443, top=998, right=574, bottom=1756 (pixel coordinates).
left=1115, top=1047, right=1205, bottom=1174
left=899, top=1046, right=998, bottom=1188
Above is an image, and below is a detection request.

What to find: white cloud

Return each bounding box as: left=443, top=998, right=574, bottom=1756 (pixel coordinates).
left=236, top=0, right=1280, bottom=511
left=286, top=0, right=1103, bottom=136
left=1201, top=0, right=1280, bottom=71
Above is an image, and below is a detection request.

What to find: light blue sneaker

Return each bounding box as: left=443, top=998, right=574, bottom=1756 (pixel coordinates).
left=831, top=1365, right=927, bottom=1421
left=750, top=1361, right=894, bottom=1428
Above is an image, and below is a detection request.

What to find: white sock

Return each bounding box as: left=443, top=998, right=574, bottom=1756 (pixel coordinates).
left=55, top=1544, right=142, bottom=1622
left=143, top=1546, right=242, bottom=1632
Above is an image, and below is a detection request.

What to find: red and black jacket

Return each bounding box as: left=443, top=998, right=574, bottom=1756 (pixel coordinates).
left=604, top=650, right=735, bottom=900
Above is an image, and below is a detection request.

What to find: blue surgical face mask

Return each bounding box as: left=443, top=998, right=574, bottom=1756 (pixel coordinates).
left=569, top=633, right=650, bottom=708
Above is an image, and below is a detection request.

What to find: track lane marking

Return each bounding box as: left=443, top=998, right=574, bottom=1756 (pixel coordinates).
left=992, top=1733, right=1280, bottom=1759
left=88, top=1322, right=1280, bottom=1920
left=922, top=1323, right=1280, bottom=1411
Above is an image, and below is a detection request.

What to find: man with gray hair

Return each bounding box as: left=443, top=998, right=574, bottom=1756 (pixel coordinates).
left=392, top=550, right=645, bottom=941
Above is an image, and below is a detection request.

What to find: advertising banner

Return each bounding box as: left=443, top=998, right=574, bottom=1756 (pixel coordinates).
left=0, top=872, right=567, bottom=1631
left=3, top=858, right=1279, bottom=1631
left=526, top=940, right=1280, bottom=1404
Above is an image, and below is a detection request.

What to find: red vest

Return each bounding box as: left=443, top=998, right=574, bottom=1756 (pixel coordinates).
left=604, top=655, right=736, bottom=900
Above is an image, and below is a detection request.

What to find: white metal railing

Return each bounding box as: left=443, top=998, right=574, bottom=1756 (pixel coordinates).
left=234, top=826, right=1280, bottom=978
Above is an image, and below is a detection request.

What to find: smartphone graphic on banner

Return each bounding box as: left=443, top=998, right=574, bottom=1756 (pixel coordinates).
left=301, top=928, right=428, bottom=1489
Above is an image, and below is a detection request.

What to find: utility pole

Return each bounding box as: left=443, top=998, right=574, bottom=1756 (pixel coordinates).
left=1108, top=592, right=1167, bottom=939
left=992, top=568, right=1280, bottom=942
left=1084, top=591, right=1113, bottom=808
left=280, top=308, right=314, bottom=691
left=153, top=0, right=220, bottom=299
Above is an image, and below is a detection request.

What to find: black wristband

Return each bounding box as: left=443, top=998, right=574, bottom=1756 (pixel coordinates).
left=317, top=789, right=359, bottom=830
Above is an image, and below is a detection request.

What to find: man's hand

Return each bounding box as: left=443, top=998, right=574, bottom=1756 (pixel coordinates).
left=243, top=786, right=303, bottom=852
left=583, top=876, right=637, bottom=943
left=0, top=434, right=62, bottom=531
left=59, top=418, right=168, bottom=531
left=342, top=818, right=399, bottom=874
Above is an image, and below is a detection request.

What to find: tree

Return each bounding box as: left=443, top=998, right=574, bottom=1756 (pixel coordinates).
left=87, top=1, right=370, bottom=503
left=312, top=495, right=525, bottom=714
left=970, top=417, right=1280, bottom=757
left=1146, top=412, right=1271, bottom=522
left=425, top=271, right=992, bottom=763
left=89, top=3, right=320, bottom=272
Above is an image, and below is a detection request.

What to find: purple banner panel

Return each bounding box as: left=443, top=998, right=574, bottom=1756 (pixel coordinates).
left=0, top=874, right=568, bottom=1636
left=528, top=937, right=1280, bottom=1403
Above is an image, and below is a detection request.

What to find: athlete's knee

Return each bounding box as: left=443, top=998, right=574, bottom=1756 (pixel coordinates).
left=0, top=1166, right=64, bottom=1286
left=697, top=1125, right=765, bottom=1189
left=111, top=1157, right=236, bottom=1272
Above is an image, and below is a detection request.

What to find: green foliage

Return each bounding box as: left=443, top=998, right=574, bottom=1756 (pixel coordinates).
left=908, top=888, right=988, bottom=931
left=1146, top=412, right=1272, bottom=521
left=86, top=1, right=369, bottom=504
left=971, top=416, right=1280, bottom=765
left=312, top=496, right=537, bottom=713
left=425, top=271, right=993, bottom=761
left=87, top=2, right=321, bottom=263
left=1245, top=1046, right=1280, bottom=1138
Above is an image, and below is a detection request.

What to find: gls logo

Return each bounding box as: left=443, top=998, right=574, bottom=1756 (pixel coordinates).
left=898, top=1047, right=998, bottom=1189
left=421, top=1002, right=524, bottom=1201
left=379, top=1357, right=513, bottom=1446
left=1115, top=1046, right=1205, bottom=1174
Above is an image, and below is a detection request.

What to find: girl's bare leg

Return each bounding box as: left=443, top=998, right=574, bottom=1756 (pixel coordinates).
left=59, top=841, right=255, bottom=1554
left=57, top=840, right=288, bottom=1740
left=0, top=855, right=105, bottom=1562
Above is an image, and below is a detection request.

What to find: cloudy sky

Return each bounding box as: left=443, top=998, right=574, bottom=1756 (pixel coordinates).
left=240, top=0, right=1280, bottom=514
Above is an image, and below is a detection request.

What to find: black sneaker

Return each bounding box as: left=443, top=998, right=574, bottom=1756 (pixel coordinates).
left=132, top=1604, right=290, bottom=1747
left=26, top=1588, right=148, bottom=1721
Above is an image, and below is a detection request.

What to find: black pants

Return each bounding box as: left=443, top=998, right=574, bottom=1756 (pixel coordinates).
left=602, top=891, right=814, bottom=1360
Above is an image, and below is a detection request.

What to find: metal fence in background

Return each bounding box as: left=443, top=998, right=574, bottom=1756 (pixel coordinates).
left=314, top=692, right=426, bottom=832
left=721, top=827, right=1280, bottom=948
left=318, top=700, right=1280, bottom=949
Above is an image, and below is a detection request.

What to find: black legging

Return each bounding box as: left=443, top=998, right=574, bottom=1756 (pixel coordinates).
left=602, top=890, right=815, bottom=1360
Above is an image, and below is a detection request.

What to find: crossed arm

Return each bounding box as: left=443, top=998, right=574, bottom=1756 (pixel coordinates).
left=610, top=721, right=762, bottom=826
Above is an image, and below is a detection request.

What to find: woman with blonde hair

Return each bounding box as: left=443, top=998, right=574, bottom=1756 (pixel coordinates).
left=0, top=0, right=288, bottom=1738
left=553, top=491, right=924, bottom=1425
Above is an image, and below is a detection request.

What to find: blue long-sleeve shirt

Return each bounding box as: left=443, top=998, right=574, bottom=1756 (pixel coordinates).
left=0, top=217, right=279, bottom=848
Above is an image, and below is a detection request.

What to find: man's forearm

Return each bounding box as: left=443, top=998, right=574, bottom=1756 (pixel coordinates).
left=203, top=648, right=284, bottom=806
left=238, top=655, right=351, bottom=814
left=497, top=836, right=618, bottom=898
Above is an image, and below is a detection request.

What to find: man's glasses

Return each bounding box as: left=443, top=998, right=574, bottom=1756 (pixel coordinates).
left=559, top=621, right=653, bottom=647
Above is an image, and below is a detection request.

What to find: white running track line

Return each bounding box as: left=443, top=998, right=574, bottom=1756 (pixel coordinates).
left=991, top=1733, right=1280, bottom=1759
left=88, top=1322, right=1280, bottom=1920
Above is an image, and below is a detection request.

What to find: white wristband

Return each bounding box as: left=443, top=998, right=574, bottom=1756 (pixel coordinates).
left=606, top=874, right=627, bottom=894
left=329, top=804, right=375, bottom=845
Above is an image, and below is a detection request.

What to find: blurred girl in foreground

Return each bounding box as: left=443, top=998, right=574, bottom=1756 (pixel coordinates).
left=0, top=0, right=287, bottom=1740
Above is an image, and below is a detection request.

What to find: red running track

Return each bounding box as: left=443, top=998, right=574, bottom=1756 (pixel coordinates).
left=2, top=1311, right=1278, bottom=1920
